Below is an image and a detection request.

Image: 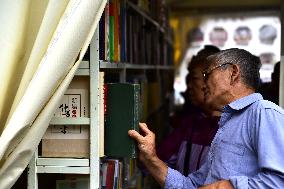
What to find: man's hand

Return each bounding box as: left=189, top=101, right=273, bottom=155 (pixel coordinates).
left=128, top=123, right=157, bottom=163
left=198, top=180, right=234, bottom=189
left=128, top=123, right=168, bottom=187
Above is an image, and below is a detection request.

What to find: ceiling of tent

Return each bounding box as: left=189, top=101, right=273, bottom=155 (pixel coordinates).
left=167, top=0, right=281, bottom=16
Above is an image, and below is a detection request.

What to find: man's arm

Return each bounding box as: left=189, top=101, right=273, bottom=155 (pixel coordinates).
left=129, top=123, right=211, bottom=189
left=128, top=123, right=168, bottom=186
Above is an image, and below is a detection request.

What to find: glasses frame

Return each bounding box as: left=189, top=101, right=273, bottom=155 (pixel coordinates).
left=202, top=62, right=233, bottom=81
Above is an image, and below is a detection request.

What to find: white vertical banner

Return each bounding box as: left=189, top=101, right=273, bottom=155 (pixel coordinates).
left=0, top=0, right=106, bottom=188
left=280, top=2, right=284, bottom=108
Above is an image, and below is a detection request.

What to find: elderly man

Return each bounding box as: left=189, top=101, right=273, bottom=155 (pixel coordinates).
left=128, top=48, right=284, bottom=188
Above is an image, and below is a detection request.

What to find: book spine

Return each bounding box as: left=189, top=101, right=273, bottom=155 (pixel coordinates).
left=99, top=11, right=105, bottom=60
left=128, top=14, right=133, bottom=64
left=120, top=0, right=127, bottom=62
left=109, top=0, right=115, bottom=62
left=131, top=84, right=140, bottom=158
left=105, top=2, right=110, bottom=61
left=113, top=0, right=119, bottom=62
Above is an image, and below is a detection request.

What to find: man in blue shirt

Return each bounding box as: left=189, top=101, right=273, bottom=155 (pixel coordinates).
left=128, top=48, right=284, bottom=188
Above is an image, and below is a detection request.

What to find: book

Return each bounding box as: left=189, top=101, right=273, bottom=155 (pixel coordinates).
left=105, top=2, right=110, bottom=61
left=114, top=0, right=120, bottom=62
left=101, top=159, right=123, bottom=189
left=109, top=0, right=115, bottom=62
left=106, top=160, right=115, bottom=189
left=99, top=11, right=105, bottom=60
left=105, top=83, right=140, bottom=158
left=120, top=0, right=127, bottom=62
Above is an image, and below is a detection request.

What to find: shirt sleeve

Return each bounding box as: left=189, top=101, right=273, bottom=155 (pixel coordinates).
left=229, top=107, right=284, bottom=188
left=165, top=159, right=209, bottom=189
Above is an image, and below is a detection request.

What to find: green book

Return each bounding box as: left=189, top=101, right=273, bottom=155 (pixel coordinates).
left=105, top=83, right=140, bottom=158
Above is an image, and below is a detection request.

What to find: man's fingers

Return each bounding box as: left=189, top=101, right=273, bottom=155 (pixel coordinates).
left=139, top=122, right=152, bottom=135
left=128, top=130, right=144, bottom=142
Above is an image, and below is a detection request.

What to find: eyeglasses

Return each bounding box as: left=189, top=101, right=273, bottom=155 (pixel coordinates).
left=202, top=62, right=233, bottom=81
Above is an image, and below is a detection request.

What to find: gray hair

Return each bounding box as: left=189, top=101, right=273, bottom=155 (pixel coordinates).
left=207, top=48, right=261, bottom=90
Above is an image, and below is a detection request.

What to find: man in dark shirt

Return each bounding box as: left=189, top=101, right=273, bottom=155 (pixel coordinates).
left=157, top=45, right=220, bottom=175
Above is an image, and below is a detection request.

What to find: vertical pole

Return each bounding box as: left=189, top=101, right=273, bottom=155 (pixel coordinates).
left=120, top=68, right=126, bottom=83
left=27, top=150, right=38, bottom=189
left=90, top=28, right=100, bottom=189
left=280, top=2, right=284, bottom=107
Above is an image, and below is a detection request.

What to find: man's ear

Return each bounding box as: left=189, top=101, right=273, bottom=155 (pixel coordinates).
left=230, top=64, right=240, bottom=85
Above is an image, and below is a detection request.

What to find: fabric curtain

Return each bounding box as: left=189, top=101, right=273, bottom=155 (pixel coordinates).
left=0, top=0, right=106, bottom=188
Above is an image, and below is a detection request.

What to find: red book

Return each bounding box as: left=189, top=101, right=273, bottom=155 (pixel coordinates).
left=106, top=161, right=115, bottom=189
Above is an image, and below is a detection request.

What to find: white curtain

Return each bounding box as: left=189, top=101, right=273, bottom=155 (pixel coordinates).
left=0, top=0, right=106, bottom=188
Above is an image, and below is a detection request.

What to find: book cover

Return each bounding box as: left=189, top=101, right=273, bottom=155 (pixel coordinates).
left=105, top=83, right=140, bottom=158
left=53, top=89, right=89, bottom=118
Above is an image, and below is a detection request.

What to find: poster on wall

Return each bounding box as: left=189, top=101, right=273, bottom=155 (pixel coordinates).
left=259, top=52, right=276, bottom=64
left=187, top=27, right=204, bottom=47
left=174, top=16, right=280, bottom=105
left=234, top=26, right=252, bottom=46
left=209, top=27, right=228, bottom=47
left=259, top=25, right=277, bottom=45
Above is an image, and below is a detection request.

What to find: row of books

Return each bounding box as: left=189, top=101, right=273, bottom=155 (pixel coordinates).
left=99, top=0, right=173, bottom=66
left=52, top=159, right=142, bottom=189
left=128, top=0, right=169, bottom=28
left=101, top=159, right=123, bottom=189
left=100, top=158, right=143, bottom=189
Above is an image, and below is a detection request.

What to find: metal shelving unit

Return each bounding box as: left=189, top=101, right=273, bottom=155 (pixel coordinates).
left=27, top=29, right=101, bottom=189
left=100, top=61, right=174, bottom=70
left=27, top=1, right=174, bottom=188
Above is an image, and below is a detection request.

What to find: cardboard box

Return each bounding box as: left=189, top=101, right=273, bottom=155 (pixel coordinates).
left=42, top=87, right=89, bottom=158
left=42, top=125, right=89, bottom=158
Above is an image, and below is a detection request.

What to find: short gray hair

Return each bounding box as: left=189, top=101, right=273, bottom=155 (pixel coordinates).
left=207, top=48, right=261, bottom=90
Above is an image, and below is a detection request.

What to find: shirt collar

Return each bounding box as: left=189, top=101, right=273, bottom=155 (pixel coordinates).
left=223, top=93, right=263, bottom=112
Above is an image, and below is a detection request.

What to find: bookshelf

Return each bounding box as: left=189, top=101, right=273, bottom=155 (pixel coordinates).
left=27, top=0, right=174, bottom=188
left=27, top=32, right=101, bottom=189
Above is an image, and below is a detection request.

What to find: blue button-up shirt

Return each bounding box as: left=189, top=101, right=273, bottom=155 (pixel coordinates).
left=165, top=93, right=284, bottom=188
